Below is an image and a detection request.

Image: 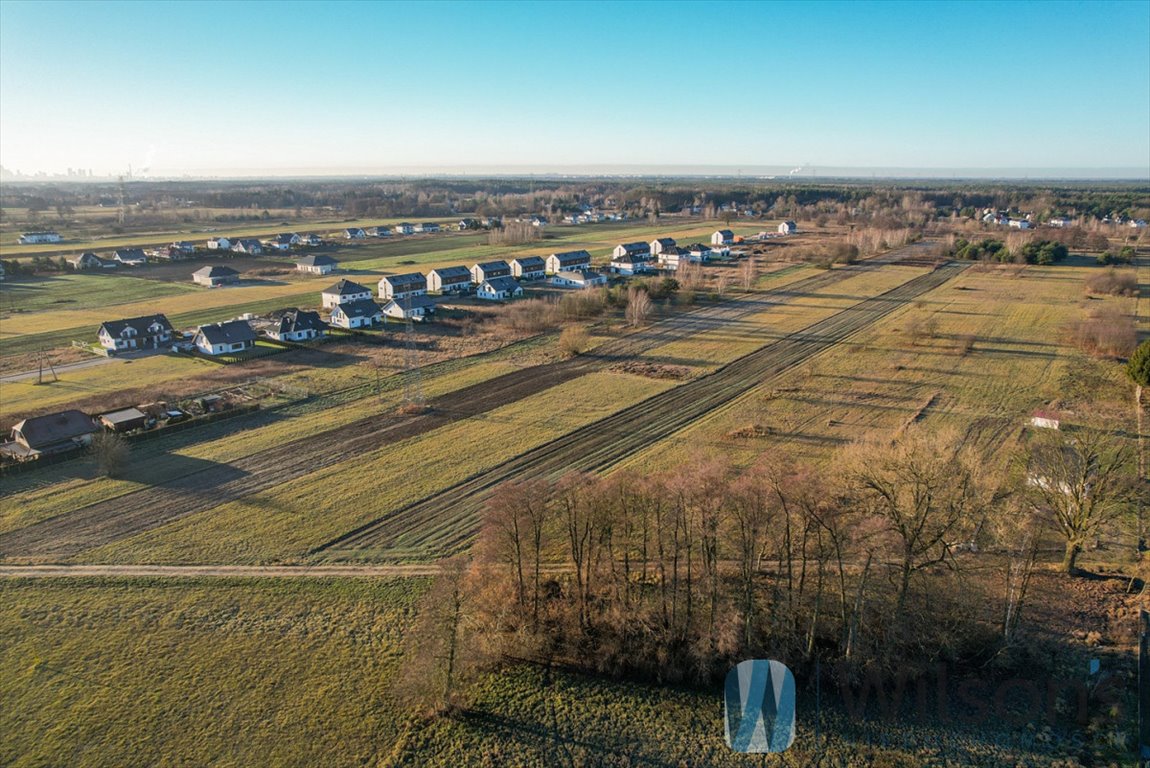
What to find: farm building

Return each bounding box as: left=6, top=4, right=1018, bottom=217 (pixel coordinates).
left=427, top=266, right=472, bottom=294
left=257, top=308, right=327, bottom=342
left=98, top=408, right=149, bottom=433
left=330, top=300, right=383, bottom=329
left=379, top=272, right=428, bottom=301
left=6, top=410, right=97, bottom=458
left=343, top=227, right=367, bottom=239
left=295, top=254, right=338, bottom=275
left=650, top=237, right=676, bottom=255
left=193, top=265, right=240, bottom=287
left=551, top=270, right=606, bottom=288
left=321, top=279, right=373, bottom=309
left=113, top=248, right=148, bottom=266
left=367, top=226, right=392, bottom=237
left=471, top=260, right=512, bottom=284
left=231, top=238, right=263, bottom=255
left=545, top=250, right=592, bottom=275
left=778, top=221, right=797, bottom=235
left=18, top=231, right=63, bottom=244
left=511, top=256, right=546, bottom=280
left=300, top=233, right=323, bottom=246
left=206, top=236, right=233, bottom=250
left=393, top=223, right=415, bottom=235
left=475, top=276, right=523, bottom=301
left=98, top=314, right=175, bottom=352
left=67, top=252, right=115, bottom=270
left=193, top=320, right=257, bottom=356
left=382, top=294, right=437, bottom=321
left=711, top=230, right=734, bottom=246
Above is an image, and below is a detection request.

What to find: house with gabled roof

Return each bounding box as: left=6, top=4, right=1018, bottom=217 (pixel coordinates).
left=330, top=299, right=383, bottom=329
left=476, top=276, right=523, bottom=301
left=321, top=278, right=373, bottom=309
left=171, top=241, right=196, bottom=254
left=471, top=260, right=511, bottom=284
left=113, top=248, right=148, bottom=266
left=650, top=237, right=676, bottom=255
left=193, top=320, right=257, bottom=356
left=264, top=233, right=300, bottom=251
left=300, top=233, right=323, bottom=247
left=295, top=254, right=338, bottom=275
left=415, top=222, right=441, bottom=233
left=393, top=222, right=415, bottom=235
left=231, top=238, right=263, bottom=255
left=382, top=294, right=437, bottom=321
left=379, top=272, right=427, bottom=301
left=343, top=227, right=367, bottom=239
left=193, top=265, right=240, bottom=287
left=545, top=250, right=592, bottom=275
left=368, top=226, right=392, bottom=238
left=98, top=314, right=175, bottom=352
left=711, top=230, right=734, bottom=246
left=427, top=266, right=472, bottom=294
left=613, top=242, right=649, bottom=261
left=778, top=221, right=797, bottom=235
left=255, top=308, right=327, bottom=342
left=657, top=246, right=685, bottom=271
left=67, top=252, right=115, bottom=270
left=550, top=270, right=607, bottom=288
left=610, top=252, right=652, bottom=275
left=207, top=236, right=233, bottom=250
left=511, top=256, right=546, bottom=280
left=8, top=410, right=97, bottom=457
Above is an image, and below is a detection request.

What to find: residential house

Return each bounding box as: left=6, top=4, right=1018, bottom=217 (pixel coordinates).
left=300, top=233, right=323, bottom=247
left=171, top=241, right=196, bottom=255
left=393, top=222, right=415, bottom=235
left=152, top=245, right=191, bottom=261
left=192, top=265, right=240, bottom=287
left=650, top=237, right=677, bottom=256
left=1047, top=216, right=1073, bottom=228
left=427, top=266, right=473, bottom=294
left=321, top=279, right=373, bottom=309
left=18, top=231, right=62, bottom=245
left=193, top=320, right=258, bottom=356
left=382, top=294, right=437, bottom=321
left=367, top=226, right=392, bottom=238
left=257, top=308, right=327, bottom=342
left=415, top=222, right=441, bottom=233
left=97, top=314, right=175, bottom=352
left=458, top=218, right=478, bottom=231
left=343, top=227, right=367, bottom=239
left=530, top=216, right=548, bottom=227
left=471, top=260, right=512, bottom=284
left=113, top=248, right=147, bottom=266
left=657, top=246, right=685, bottom=271
left=264, top=233, right=300, bottom=251
left=511, top=256, right=546, bottom=280
left=545, top=250, right=592, bottom=275
left=1008, top=219, right=1031, bottom=230
left=475, top=276, right=523, bottom=301
left=379, top=272, right=428, bottom=301
left=9, top=410, right=97, bottom=457
left=778, top=221, right=797, bottom=235
left=295, top=254, right=339, bottom=275
left=330, top=299, right=383, bottom=329
left=550, top=270, right=607, bottom=288
left=67, top=252, right=114, bottom=270
left=685, top=243, right=714, bottom=262
left=711, top=229, right=734, bottom=246
left=610, top=252, right=652, bottom=275
left=206, top=236, right=233, bottom=250
left=1131, top=219, right=1148, bottom=229
left=613, top=242, right=650, bottom=261
left=231, top=238, right=263, bottom=255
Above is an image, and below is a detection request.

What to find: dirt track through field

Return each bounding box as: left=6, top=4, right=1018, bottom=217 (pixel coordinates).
left=319, top=260, right=969, bottom=558
left=0, top=245, right=939, bottom=562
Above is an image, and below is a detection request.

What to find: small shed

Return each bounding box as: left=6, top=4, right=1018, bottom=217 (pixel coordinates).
left=99, top=407, right=149, bottom=432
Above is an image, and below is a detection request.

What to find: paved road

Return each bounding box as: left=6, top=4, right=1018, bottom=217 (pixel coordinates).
left=0, top=353, right=123, bottom=383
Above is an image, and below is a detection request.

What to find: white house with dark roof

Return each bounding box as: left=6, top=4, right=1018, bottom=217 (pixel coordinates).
left=192, top=265, right=240, bottom=287
left=612, top=242, right=650, bottom=261
left=393, top=222, right=415, bottom=235
left=415, top=222, right=441, bottom=233
left=550, top=270, right=607, bottom=288
left=301, top=233, right=323, bottom=247
left=330, top=299, right=383, bottom=329
left=545, top=250, right=592, bottom=275
left=264, top=233, right=300, bottom=251
left=231, top=238, right=263, bottom=255
left=256, top=308, right=327, bottom=342
left=343, top=227, right=367, bottom=239
left=470, top=260, right=511, bottom=284
left=711, top=230, right=734, bottom=246
left=475, top=276, right=523, bottom=301
left=610, top=252, right=652, bottom=276
left=650, top=237, right=676, bottom=256
left=207, top=236, right=233, bottom=250
left=67, top=252, right=115, bottom=270
left=778, top=221, right=797, bottom=235
left=171, top=241, right=196, bottom=254
left=113, top=248, right=148, bottom=266
left=427, top=266, right=472, bottom=294
left=511, top=256, right=546, bottom=280
left=382, top=294, right=437, bottom=321
left=379, top=272, right=428, bottom=301
left=321, top=279, right=373, bottom=309
left=295, top=254, right=338, bottom=275
left=193, top=320, right=257, bottom=356
left=368, top=226, right=392, bottom=238
left=97, top=314, right=175, bottom=351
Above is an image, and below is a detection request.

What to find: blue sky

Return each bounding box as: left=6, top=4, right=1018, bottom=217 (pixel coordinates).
left=1, top=0, right=1147, bottom=177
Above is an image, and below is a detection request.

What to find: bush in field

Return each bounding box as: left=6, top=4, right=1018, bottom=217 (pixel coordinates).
left=90, top=432, right=129, bottom=478
left=558, top=325, right=590, bottom=357
left=558, top=288, right=606, bottom=321
left=1085, top=268, right=1138, bottom=297
left=1070, top=305, right=1136, bottom=358
left=1098, top=246, right=1135, bottom=265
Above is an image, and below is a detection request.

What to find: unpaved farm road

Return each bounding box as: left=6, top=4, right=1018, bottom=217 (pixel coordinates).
left=0, top=244, right=938, bottom=561
left=0, top=563, right=442, bottom=578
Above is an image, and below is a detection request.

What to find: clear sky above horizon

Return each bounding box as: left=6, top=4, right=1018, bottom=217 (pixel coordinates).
left=1, top=0, right=1148, bottom=178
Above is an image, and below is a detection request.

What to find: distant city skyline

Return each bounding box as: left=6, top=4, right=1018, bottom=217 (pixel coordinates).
left=1, top=0, right=1148, bottom=180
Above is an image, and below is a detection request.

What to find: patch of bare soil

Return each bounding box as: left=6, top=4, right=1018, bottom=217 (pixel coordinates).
left=608, top=361, right=693, bottom=380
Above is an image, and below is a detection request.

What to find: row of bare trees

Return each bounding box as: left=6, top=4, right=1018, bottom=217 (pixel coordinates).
left=453, top=425, right=1136, bottom=689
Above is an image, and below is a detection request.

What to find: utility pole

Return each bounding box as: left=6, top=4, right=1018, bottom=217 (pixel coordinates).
left=35, top=348, right=58, bottom=385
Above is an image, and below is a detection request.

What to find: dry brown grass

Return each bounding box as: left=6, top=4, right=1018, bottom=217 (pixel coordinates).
left=1085, top=267, right=1138, bottom=297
